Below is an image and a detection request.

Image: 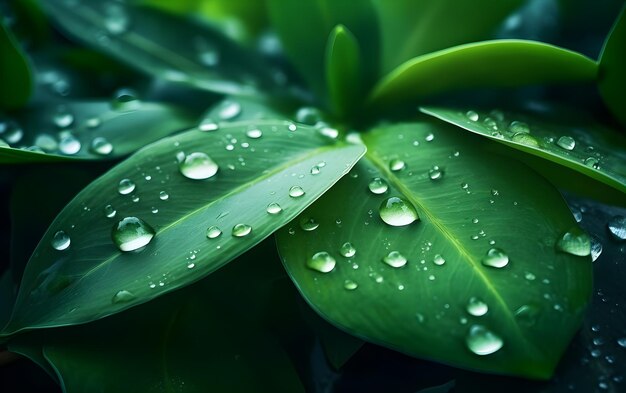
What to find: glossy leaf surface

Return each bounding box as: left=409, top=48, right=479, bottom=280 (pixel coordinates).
left=420, top=106, right=626, bottom=205
left=1, top=120, right=365, bottom=335
left=0, top=24, right=32, bottom=110
left=0, top=100, right=194, bottom=163
left=370, top=40, right=597, bottom=106
left=598, top=5, right=626, bottom=126
left=42, top=0, right=277, bottom=96
left=326, top=25, right=361, bottom=119
left=277, top=122, right=592, bottom=379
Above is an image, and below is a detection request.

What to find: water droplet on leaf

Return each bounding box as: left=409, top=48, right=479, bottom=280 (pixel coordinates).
left=433, top=254, right=446, bottom=266
left=118, top=179, right=135, bottom=195
left=112, top=290, right=135, bottom=304
left=51, top=230, right=70, bottom=250
left=379, top=197, right=419, bottom=226
left=466, top=325, right=503, bottom=355
left=557, top=136, right=576, bottom=151
left=299, top=217, right=319, bottom=231
left=368, top=177, right=389, bottom=194
left=467, top=297, right=488, bottom=316
left=289, top=186, right=305, bottom=198
left=307, top=252, right=336, bottom=273
left=389, top=159, right=406, bottom=172
left=428, top=166, right=443, bottom=180
left=232, top=223, right=252, bottom=237
left=90, top=137, right=113, bottom=155
left=111, top=217, right=155, bottom=252
left=179, top=152, right=219, bottom=180
left=206, top=226, right=222, bottom=239
left=607, top=216, right=626, bottom=240
left=383, top=251, right=407, bottom=268
left=481, top=248, right=509, bottom=268
left=266, top=202, right=282, bottom=215
left=343, top=279, right=358, bottom=290
left=340, top=242, right=356, bottom=258
left=104, top=204, right=116, bottom=218
left=556, top=227, right=591, bottom=256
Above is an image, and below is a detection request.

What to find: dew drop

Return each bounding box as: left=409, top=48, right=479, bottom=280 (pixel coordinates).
left=295, top=107, right=322, bottom=125
left=511, top=132, right=539, bottom=147
left=104, top=204, right=116, bottom=218
left=368, top=177, right=389, bottom=194
left=481, top=248, right=509, bottom=268
left=389, top=159, right=406, bottom=172
left=307, top=252, right=336, bottom=273
left=266, top=202, right=282, bottom=215
left=584, top=157, right=599, bottom=169
left=246, top=128, right=262, bottom=139
left=217, top=100, right=241, bottom=120
left=58, top=135, right=81, bottom=155
left=86, top=117, right=101, bottom=129
left=111, top=217, right=155, bottom=252
left=466, top=325, right=503, bottom=355
left=379, top=197, right=419, bottom=226
left=617, top=338, right=626, bottom=348
left=524, top=272, right=536, bottom=281
left=591, top=235, right=603, bottom=262
left=51, top=230, right=71, bottom=250
left=232, top=223, right=252, bottom=237
left=466, top=297, right=489, bottom=316
left=179, top=152, right=219, bottom=180
left=118, top=179, right=135, bottom=195
left=433, top=254, right=446, bottom=266
left=206, top=226, right=222, bottom=239
left=466, top=110, right=479, bottom=122
left=557, top=136, right=576, bottom=151
left=90, top=137, right=113, bottom=155
left=425, top=133, right=435, bottom=142
left=508, top=121, right=529, bottom=134
left=0, top=120, right=23, bottom=144
left=199, top=117, right=219, bottom=132
left=556, top=227, right=591, bottom=256
left=310, top=165, right=321, bottom=175
left=344, top=279, right=358, bottom=290
left=159, top=191, right=169, bottom=201
left=299, top=217, right=319, bottom=231
left=383, top=251, right=407, bottom=268
left=340, top=242, right=356, bottom=258
left=111, top=88, right=139, bottom=110
left=607, top=216, right=626, bottom=240
left=289, top=186, right=305, bottom=198
left=53, top=108, right=74, bottom=128
left=112, top=290, right=135, bottom=304
left=428, top=166, right=443, bottom=180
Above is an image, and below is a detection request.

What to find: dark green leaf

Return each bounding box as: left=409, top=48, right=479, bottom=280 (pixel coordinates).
left=1, top=120, right=364, bottom=335
left=277, top=122, right=592, bottom=379
left=598, top=5, right=626, bottom=126
left=369, top=40, right=597, bottom=107
left=41, top=0, right=278, bottom=96
left=0, top=100, right=195, bottom=163
left=372, top=0, right=524, bottom=73
left=326, top=25, right=361, bottom=119
left=0, top=271, right=16, bottom=331
left=0, top=23, right=33, bottom=110
left=420, top=106, right=626, bottom=206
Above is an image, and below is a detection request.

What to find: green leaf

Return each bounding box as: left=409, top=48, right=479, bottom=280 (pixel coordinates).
left=326, top=25, right=361, bottom=119
left=267, top=0, right=379, bottom=103
left=277, top=122, right=592, bottom=379
left=372, top=0, right=524, bottom=73
left=0, top=271, right=16, bottom=331
left=369, top=40, right=597, bottom=107
left=41, top=1, right=278, bottom=96
left=0, top=100, right=195, bottom=163
left=0, top=23, right=33, bottom=110
left=420, top=106, right=626, bottom=206
left=598, top=5, right=626, bottom=126
left=1, top=120, right=365, bottom=336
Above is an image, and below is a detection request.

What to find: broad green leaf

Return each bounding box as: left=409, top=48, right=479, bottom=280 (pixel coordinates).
left=598, top=5, right=626, bottom=126
left=0, top=100, right=195, bottom=163
left=369, top=40, right=597, bottom=107
left=372, top=0, right=523, bottom=73
left=420, top=106, right=626, bottom=206
left=277, top=122, right=592, bottom=379
left=267, top=0, right=379, bottom=103
left=1, top=120, right=365, bottom=335
left=326, top=25, right=361, bottom=119
left=41, top=1, right=278, bottom=96
left=0, top=23, right=33, bottom=110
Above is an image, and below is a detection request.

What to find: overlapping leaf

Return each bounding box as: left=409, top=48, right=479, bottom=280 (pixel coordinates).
left=277, top=121, right=592, bottom=379
left=0, top=23, right=32, bottom=110
left=325, top=25, right=361, bottom=119
left=598, top=5, right=626, bottom=126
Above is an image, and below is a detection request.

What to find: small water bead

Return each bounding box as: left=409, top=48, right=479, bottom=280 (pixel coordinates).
left=179, top=152, right=219, bottom=180
left=379, top=197, right=419, bottom=226
left=104, top=204, right=116, bottom=218
left=524, top=272, right=536, bottom=281
left=112, top=290, right=135, bottom=304
left=111, top=88, right=140, bottom=110
left=289, top=186, right=305, bottom=198
left=1, top=120, right=24, bottom=144
left=206, top=226, right=222, bottom=239
left=310, top=165, right=321, bottom=175
left=508, top=121, right=529, bottom=134
left=483, top=117, right=498, bottom=131
left=86, top=117, right=101, bottom=129
left=617, top=338, right=626, bottom=348
left=466, top=297, right=489, bottom=316
left=131, top=195, right=140, bottom=203
left=157, top=191, right=169, bottom=201
left=584, top=157, right=599, bottom=169
left=383, top=251, right=408, bottom=268
left=340, top=242, right=356, bottom=258
left=300, top=217, right=319, bottom=231
left=557, top=136, right=576, bottom=151
left=217, top=101, right=242, bottom=120
left=199, top=118, right=219, bottom=132
left=481, top=248, right=509, bottom=268
left=389, top=159, right=406, bottom=172
left=465, top=110, right=479, bottom=122
left=307, top=252, right=336, bottom=273
left=428, top=166, right=443, bottom=180
left=466, top=325, right=503, bottom=356
left=118, top=179, right=135, bottom=195
left=433, top=254, right=446, bottom=266
left=59, top=135, right=81, bottom=155
left=34, top=134, right=57, bottom=152
left=246, top=128, right=263, bottom=139
left=90, top=137, right=113, bottom=155
left=368, top=177, right=389, bottom=194
left=232, top=223, right=252, bottom=237
left=590, top=236, right=603, bottom=262
left=556, top=227, right=591, bottom=256
left=53, top=108, right=74, bottom=128
left=266, top=202, right=282, bottom=215
left=51, top=230, right=71, bottom=250
left=344, top=279, right=358, bottom=290
left=607, top=216, right=626, bottom=240
left=151, top=207, right=159, bottom=214
left=111, top=217, right=156, bottom=252
left=425, top=133, right=435, bottom=142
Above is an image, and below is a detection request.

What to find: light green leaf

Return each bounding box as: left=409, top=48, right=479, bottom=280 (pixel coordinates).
left=372, top=0, right=524, bottom=73
left=598, top=5, right=626, bottom=126
left=277, top=122, right=592, bottom=379
left=41, top=0, right=278, bottom=96
left=0, top=100, right=195, bottom=163
left=1, top=120, right=365, bottom=336
left=369, top=40, right=597, bottom=107
left=0, top=23, right=33, bottom=110
left=326, top=25, right=361, bottom=119
left=420, top=106, right=626, bottom=206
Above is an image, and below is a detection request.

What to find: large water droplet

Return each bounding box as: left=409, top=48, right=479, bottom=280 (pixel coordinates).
left=206, top=226, right=222, bottom=239
left=511, top=132, right=539, bottom=147
left=118, top=179, right=136, bottom=195
left=383, top=251, right=407, bottom=268
left=53, top=107, right=74, bottom=128
left=379, top=197, right=419, bottom=226
left=217, top=100, right=241, bottom=120
left=556, top=227, right=591, bottom=256
left=289, top=186, right=305, bottom=198
left=607, top=216, right=626, bottom=241
left=232, top=223, right=252, bottom=237
left=428, top=166, right=443, bottom=180
left=340, top=242, right=356, bottom=258
left=368, top=177, right=389, bottom=194
left=466, top=325, right=503, bottom=355
left=51, top=230, right=71, bottom=250
left=112, top=290, right=135, bottom=304
left=433, top=254, right=446, bottom=266
left=90, top=137, right=113, bottom=155
left=300, top=217, right=319, bottom=231
left=266, top=202, right=282, bottom=215
left=557, top=136, right=576, bottom=151
left=0, top=120, right=23, bottom=144
left=508, top=121, right=529, bottom=134
left=58, top=135, right=81, bottom=155
left=307, top=252, right=336, bottom=273
left=179, top=152, right=219, bottom=180
left=104, top=204, right=116, bottom=218
left=111, top=217, right=156, bottom=252
left=199, top=117, right=219, bottom=132
left=344, top=279, right=358, bottom=290
left=246, top=128, right=263, bottom=139
left=466, top=110, right=479, bottom=122
left=159, top=191, right=169, bottom=201
left=467, top=297, right=489, bottom=316
left=389, top=159, right=406, bottom=172
left=481, top=248, right=509, bottom=268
